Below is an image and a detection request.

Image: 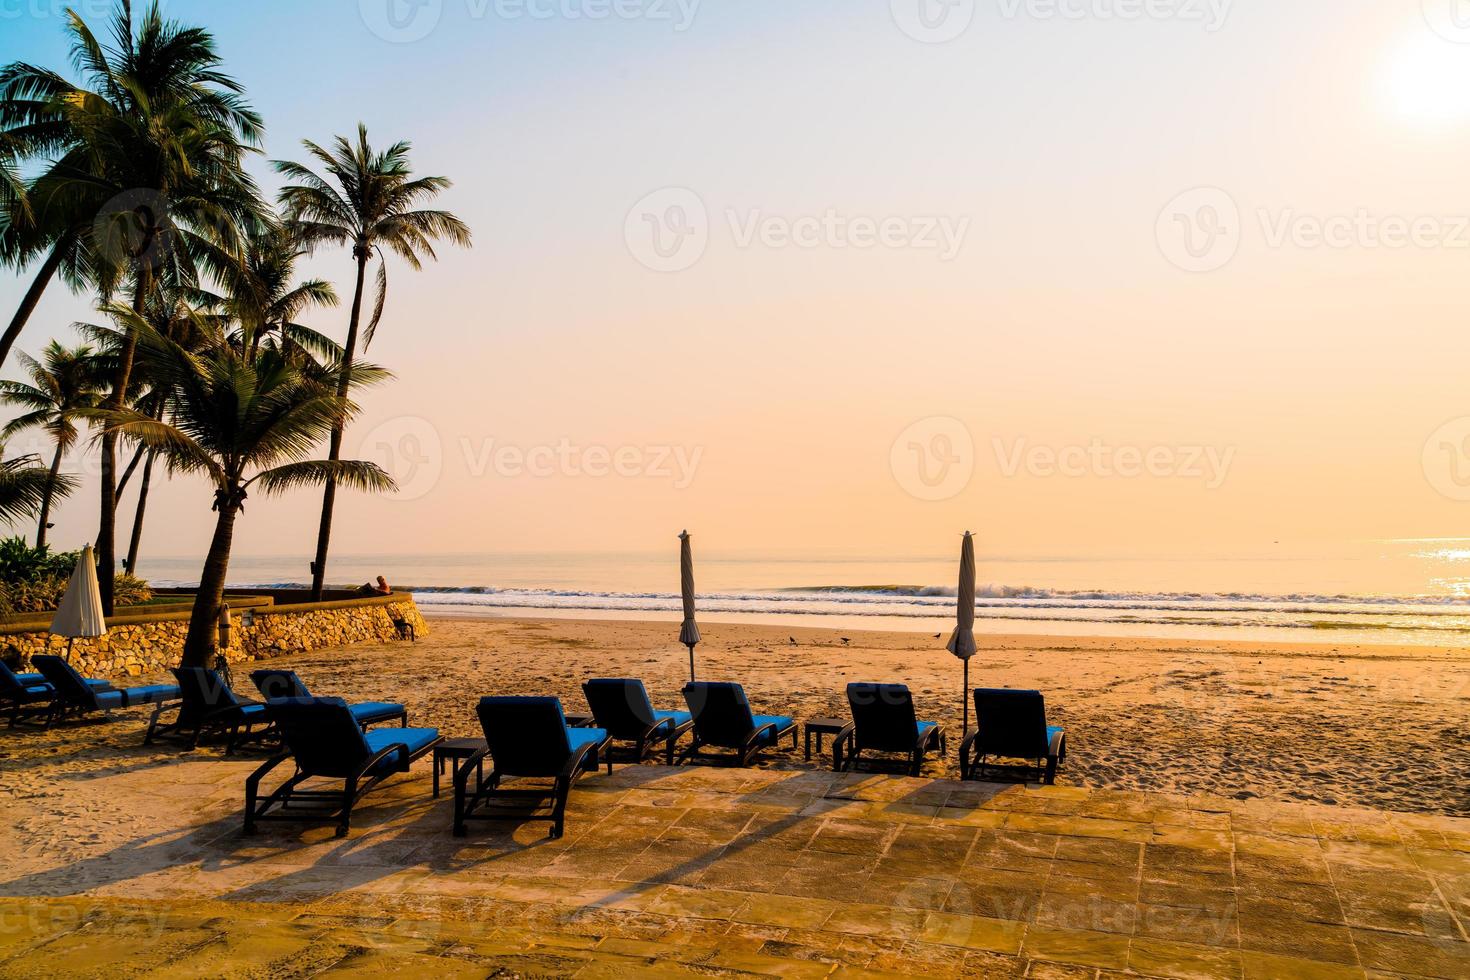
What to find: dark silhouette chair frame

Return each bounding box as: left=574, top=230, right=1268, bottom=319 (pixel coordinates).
left=453, top=696, right=608, bottom=840
left=831, top=682, right=946, bottom=776
left=245, top=697, right=441, bottom=838
left=959, top=688, right=1066, bottom=785
left=145, top=666, right=277, bottom=753
left=249, top=668, right=407, bottom=729
left=582, top=677, right=694, bottom=766
left=678, top=682, right=797, bottom=768
left=30, top=655, right=179, bottom=728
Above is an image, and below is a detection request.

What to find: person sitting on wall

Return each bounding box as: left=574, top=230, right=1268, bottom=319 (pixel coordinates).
left=356, top=576, right=393, bottom=597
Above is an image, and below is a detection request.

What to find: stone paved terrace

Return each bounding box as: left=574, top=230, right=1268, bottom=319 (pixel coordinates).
left=1, top=751, right=1468, bottom=979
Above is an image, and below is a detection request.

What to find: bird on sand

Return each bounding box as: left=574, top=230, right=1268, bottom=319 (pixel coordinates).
left=789, top=636, right=797, bottom=646
left=841, top=637, right=851, bottom=645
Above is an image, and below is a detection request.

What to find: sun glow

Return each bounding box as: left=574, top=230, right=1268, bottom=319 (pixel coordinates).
left=1381, top=29, right=1470, bottom=127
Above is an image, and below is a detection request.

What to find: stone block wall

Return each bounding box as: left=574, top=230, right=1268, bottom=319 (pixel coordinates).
left=0, top=596, right=428, bottom=679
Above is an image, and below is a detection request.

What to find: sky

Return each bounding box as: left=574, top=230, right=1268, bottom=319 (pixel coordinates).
left=5, top=0, right=1470, bottom=573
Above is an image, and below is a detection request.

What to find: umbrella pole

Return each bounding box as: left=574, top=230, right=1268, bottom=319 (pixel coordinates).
left=962, top=658, right=970, bottom=740
left=687, top=643, right=696, bottom=683
left=65, top=636, right=74, bottom=665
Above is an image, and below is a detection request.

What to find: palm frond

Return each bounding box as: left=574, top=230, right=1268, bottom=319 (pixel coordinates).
left=251, top=459, right=396, bottom=496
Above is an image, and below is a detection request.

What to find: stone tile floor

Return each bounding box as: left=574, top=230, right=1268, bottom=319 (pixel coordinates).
left=1, top=750, right=1468, bottom=978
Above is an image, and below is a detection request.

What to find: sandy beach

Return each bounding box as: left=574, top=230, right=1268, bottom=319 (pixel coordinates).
left=8, top=615, right=1464, bottom=817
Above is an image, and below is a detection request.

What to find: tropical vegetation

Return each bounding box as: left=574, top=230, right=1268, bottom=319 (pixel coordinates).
left=0, top=2, right=462, bottom=661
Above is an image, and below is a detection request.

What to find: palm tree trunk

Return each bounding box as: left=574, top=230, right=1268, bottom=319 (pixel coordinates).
left=35, top=441, right=64, bottom=550
left=97, top=272, right=149, bottom=615
left=309, top=250, right=368, bottom=601
left=0, top=237, right=70, bottom=375
left=124, top=449, right=156, bottom=575
left=116, top=442, right=147, bottom=500
left=182, top=496, right=239, bottom=668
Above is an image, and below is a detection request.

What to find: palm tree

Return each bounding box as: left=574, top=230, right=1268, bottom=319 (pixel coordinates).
left=0, top=1, right=264, bottom=374
left=0, top=341, right=103, bottom=548
left=94, top=308, right=394, bottom=666
left=0, top=2, right=267, bottom=613
left=275, top=125, right=469, bottom=599
left=207, top=225, right=339, bottom=361
left=0, top=446, right=70, bottom=527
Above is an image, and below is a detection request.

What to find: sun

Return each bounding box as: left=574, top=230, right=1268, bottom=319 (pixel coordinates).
left=1381, top=29, right=1470, bottom=127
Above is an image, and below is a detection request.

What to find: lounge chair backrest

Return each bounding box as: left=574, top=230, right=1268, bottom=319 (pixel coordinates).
left=31, top=655, right=100, bottom=708
left=972, top=689, right=1050, bottom=759
left=268, top=697, right=372, bottom=778
left=0, top=660, right=32, bottom=699
left=171, top=666, right=245, bottom=726
left=682, top=682, right=757, bottom=749
left=582, top=678, right=658, bottom=739
left=847, top=682, right=919, bottom=753
left=476, top=696, right=574, bottom=777
left=250, top=669, right=311, bottom=701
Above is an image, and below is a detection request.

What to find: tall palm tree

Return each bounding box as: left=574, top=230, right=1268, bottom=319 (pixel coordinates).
left=0, top=341, right=103, bottom=548
left=0, top=1, right=266, bottom=613
left=94, top=308, right=394, bottom=666
left=0, top=446, right=70, bottom=527
left=275, top=125, right=469, bottom=599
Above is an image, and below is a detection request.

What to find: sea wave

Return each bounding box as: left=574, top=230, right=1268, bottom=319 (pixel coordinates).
left=157, top=579, right=1470, bottom=636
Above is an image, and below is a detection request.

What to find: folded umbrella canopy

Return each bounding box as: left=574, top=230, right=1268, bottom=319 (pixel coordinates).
left=679, top=530, right=701, bottom=681
left=49, top=544, right=107, bottom=662
left=947, top=532, right=978, bottom=737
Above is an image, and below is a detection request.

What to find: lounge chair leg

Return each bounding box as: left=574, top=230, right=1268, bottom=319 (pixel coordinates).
left=1044, top=756, right=1058, bottom=785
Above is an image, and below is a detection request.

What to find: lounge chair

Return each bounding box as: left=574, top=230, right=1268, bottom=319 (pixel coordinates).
left=678, top=682, right=796, bottom=767
left=582, top=677, right=693, bottom=766
left=453, top=696, right=609, bottom=839
left=144, top=666, right=277, bottom=753
left=30, top=655, right=179, bottom=727
left=250, top=668, right=407, bottom=729
left=959, top=688, right=1066, bottom=785
left=0, top=661, right=110, bottom=727
left=832, top=682, right=946, bottom=776
left=245, top=697, right=441, bottom=838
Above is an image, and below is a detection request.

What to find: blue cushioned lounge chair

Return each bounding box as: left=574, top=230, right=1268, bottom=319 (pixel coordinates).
left=832, top=682, right=946, bottom=776
left=245, top=697, right=441, bottom=838
left=454, top=696, right=609, bottom=839
left=679, top=682, right=796, bottom=767
left=249, top=668, right=407, bottom=729
left=582, top=678, right=693, bottom=766
left=144, top=666, right=276, bottom=753
left=960, top=688, right=1066, bottom=785
left=31, top=655, right=179, bottom=727
left=1, top=660, right=110, bottom=727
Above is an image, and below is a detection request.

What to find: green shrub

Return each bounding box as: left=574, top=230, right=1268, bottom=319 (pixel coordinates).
left=0, top=537, right=152, bottom=616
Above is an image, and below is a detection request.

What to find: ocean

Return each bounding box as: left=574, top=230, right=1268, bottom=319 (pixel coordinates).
left=136, top=539, right=1470, bottom=647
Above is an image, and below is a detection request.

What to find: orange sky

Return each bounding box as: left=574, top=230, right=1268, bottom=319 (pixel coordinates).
left=5, top=1, right=1470, bottom=562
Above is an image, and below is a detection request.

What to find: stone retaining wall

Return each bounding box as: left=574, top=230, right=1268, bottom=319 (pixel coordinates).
left=0, top=595, right=429, bottom=679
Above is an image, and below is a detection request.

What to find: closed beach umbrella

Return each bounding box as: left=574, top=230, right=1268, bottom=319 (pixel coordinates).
left=50, top=544, right=107, bottom=662
left=947, top=532, right=979, bottom=737
left=679, top=530, right=701, bottom=681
